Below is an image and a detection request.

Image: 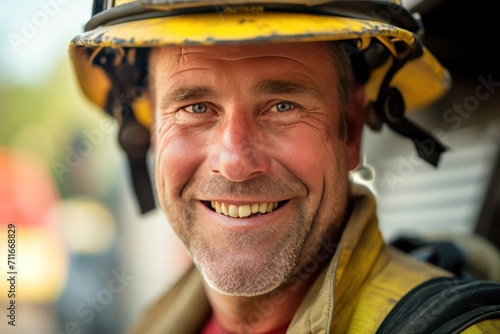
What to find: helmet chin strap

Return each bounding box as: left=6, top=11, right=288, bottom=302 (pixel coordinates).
left=118, top=115, right=156, bottom=214
left=369, top=40, right=448, bottom=167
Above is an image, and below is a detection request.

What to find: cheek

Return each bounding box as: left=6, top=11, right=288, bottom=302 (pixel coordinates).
left=275, top=129, right=346, bottom=191
left=155, top=129, right=204, bottom=200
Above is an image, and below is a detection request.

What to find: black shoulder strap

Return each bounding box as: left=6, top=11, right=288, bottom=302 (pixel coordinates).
left=376, top=277, right=500, bottom=334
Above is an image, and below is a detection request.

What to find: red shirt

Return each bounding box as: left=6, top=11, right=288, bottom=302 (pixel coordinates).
left=201, top=314, right=290, bottom=334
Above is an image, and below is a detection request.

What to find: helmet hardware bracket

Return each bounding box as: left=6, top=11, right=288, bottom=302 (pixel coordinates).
left=372, top=41, right=448, bottom=167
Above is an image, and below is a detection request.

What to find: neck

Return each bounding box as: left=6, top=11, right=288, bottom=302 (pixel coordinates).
left=203, top=260, right=327, bottom=334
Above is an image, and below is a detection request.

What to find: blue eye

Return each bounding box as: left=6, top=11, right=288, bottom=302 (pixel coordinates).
left=187, top=104, right=208, bottom=113
left=274, top=102, right=294, bottom=112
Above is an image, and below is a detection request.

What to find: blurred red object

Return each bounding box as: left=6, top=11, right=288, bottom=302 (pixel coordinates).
left=0, top=147, right=60, bottom=226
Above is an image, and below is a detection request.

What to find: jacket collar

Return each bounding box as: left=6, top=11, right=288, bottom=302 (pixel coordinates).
left=288, top=183, right=385, bottom=333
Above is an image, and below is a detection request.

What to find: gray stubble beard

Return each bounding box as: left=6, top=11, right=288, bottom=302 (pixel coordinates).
left=189, top=209, right=308, bottom=297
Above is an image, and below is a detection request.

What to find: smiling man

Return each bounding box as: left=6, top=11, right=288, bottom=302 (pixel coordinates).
left=150, top=42, right=362, bottom=301
left=68, top=1, right=500, bottom=333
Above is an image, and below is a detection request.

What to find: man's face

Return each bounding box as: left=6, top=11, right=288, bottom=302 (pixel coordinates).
left=149, top=42, right=362, bottom=296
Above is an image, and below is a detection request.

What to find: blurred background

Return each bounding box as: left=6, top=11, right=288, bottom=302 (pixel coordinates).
left=0, top=2, right=192, bottom=333
left=0, top=0, right=498, bottom=333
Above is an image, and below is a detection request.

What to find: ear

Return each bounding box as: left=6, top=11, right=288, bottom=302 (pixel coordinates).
left=346, top=84, right=365, bottom=171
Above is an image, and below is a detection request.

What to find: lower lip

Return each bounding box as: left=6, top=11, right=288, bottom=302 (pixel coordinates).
left=199, top=202, right=283, bottom=231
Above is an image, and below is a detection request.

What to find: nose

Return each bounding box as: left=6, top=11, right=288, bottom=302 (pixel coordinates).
left=209, top=110, right=271, bottom=182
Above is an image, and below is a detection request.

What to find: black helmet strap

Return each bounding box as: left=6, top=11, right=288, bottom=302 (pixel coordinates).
left=369, top=40, right=448, bottom=167
left=118, top=116, right=156, bottom=213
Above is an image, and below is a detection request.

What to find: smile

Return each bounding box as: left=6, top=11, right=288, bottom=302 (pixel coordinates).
left=206, top=200, right=286, bottom=218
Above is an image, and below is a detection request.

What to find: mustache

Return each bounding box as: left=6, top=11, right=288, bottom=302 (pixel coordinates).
left=184, top=173, right=308, bottom=199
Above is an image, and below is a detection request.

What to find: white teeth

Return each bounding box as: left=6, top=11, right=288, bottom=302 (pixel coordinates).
left=210, top=201, right=280, bottom=218
left=238, top=205, right=251, bottom=218
left=258, top=203, right=267, bottom=214
left=228, top=205, right=238, bottom=218
left=266, top=203, right=273, bottom=213
left=221, top=203, right=229, bottom=216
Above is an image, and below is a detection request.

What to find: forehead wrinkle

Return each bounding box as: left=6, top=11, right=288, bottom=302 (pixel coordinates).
left=168, top=66, right=212, bottom=78
left=150, top=45, right=212, bottom=79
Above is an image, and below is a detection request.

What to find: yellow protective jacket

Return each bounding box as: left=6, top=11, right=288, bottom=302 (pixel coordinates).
left=129, top=184, right=500, bottom=334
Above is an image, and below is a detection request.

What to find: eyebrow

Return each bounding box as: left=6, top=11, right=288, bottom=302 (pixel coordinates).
left=161, top=86, right=215, bottom=106
left=160, top=80, right=318, bottom=107
left=253, top=80, right=319, bottom=97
